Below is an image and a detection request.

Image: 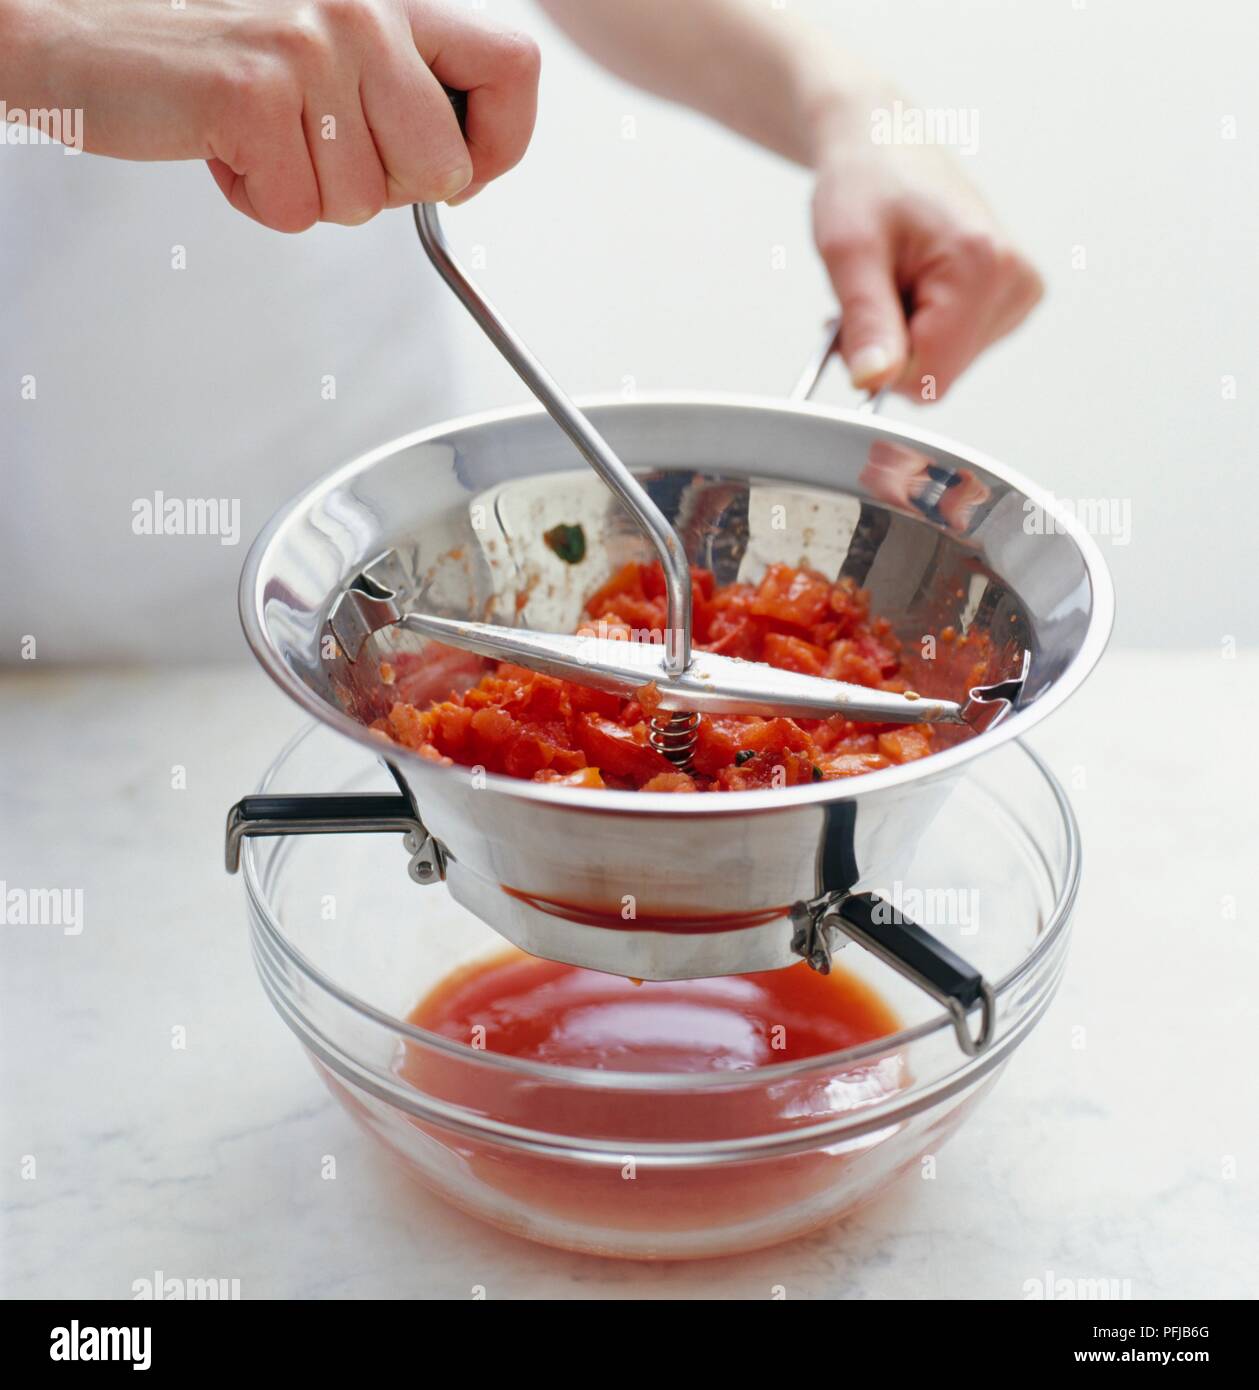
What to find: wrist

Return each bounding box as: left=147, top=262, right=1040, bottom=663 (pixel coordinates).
left=0, top=0, right=77, bottom=111
left=796, top=61, right=899, bottom=168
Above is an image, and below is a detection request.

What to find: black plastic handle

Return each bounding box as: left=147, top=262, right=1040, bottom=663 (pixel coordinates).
left=224, top=792, right=421, bottom=872
left=830, top=891, right=995, bottom=1055
left=443, top=85, right=468, bottom=133
left=835, top=891, right=984, bottom=1009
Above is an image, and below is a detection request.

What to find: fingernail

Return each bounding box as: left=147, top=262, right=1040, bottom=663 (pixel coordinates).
left=437, top=163, right=473, bottom=201
left=848, top=345, right=893, bottom=387
left=445, top=184, right=479, bottom=208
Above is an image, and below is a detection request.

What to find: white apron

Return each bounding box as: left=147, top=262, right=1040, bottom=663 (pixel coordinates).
left=1, top=141, right=467, bottom=662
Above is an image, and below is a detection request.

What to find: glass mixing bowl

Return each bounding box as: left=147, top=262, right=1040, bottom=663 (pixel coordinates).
left=242, top=724, right=1080, bottom=1260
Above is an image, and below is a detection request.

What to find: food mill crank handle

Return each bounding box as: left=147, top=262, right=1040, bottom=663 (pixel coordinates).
left=413, top=89, right=691, bottom=675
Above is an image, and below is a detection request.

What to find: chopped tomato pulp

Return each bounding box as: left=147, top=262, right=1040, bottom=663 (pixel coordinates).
left=373, top=562, right=939, bottom=792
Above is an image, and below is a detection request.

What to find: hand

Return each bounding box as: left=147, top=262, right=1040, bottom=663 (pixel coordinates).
left=811, top=112, right=1043, bottom=400
left=16, top=0, right=540, bottom=231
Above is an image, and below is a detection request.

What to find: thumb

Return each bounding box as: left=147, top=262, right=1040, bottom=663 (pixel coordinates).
left=820, top=236, right=910, bottom=391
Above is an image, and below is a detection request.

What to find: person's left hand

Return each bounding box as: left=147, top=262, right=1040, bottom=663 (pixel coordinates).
left=811, top=119, right=1043, bottom=401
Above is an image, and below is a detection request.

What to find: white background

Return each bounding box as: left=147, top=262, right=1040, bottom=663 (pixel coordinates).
left=456, top=0, right=1258, bottom=650
left=1, top=0, right=1256, bottom=656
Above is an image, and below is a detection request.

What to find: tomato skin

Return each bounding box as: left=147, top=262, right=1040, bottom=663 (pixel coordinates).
left=736, top=717, right=812, bottom=756
left=763, top=632, right=828, bottom=675
left=568, top=684, right=623, bottom=719
left=635, top=682, right=663, bottom=716
left=639, top=562, right=666, bottom=600
left=547, top=743, right=589, bottom=774
left=513, top=674, right=567, bottom=721
left=574, top=713, right=675, bottom=785
left=534, top=766, right=606, bottom=788
left=383, top=705, right=422, bottom=751
left=584, top=562, right=647, bottom=616
left=603, top=594, right=667, bottom=636
left=470, top=706, right=516, bottom=741
left=714, top=747, right=815, bottom=790
left=641, top=771, right=699, bottom=793
left=428, top=703, right=474, bottom=757
left=828, top=579, right=868, bottom=633
left=504, top=734, right=555, bottom=780
left=825, top=639, right=886, bottom=687
left=691, top=717, right=743, bottom=776
left=877, top=728, right=932, bottom=764
left=750, top=563, right=832, bottom=629
left=705, top=613, right=764, bottom=660
left=818, top=752, right=891, bottom=779
left=468, top=706, right=521, bottom=771
left=583, top=562, right=718, bottom=646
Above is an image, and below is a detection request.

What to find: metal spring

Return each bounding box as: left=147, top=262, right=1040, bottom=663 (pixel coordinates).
left=648, top=710, right=700, bottom=770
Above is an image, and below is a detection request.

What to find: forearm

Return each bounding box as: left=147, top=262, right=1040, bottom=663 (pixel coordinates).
left=0, top=0, right=214, bottom=158
left=0, top=0, right=60, bottom=111
left=0, top=0, right=540, bottom=229
left=536, top=0, right=892, bottom=167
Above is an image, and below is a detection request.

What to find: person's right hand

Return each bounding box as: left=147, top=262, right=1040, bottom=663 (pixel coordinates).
left=16, top=0, right=540, bottom=230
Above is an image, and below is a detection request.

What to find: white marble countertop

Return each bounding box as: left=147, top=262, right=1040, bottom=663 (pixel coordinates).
left=2, top=652, right=1256, bottom=1300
